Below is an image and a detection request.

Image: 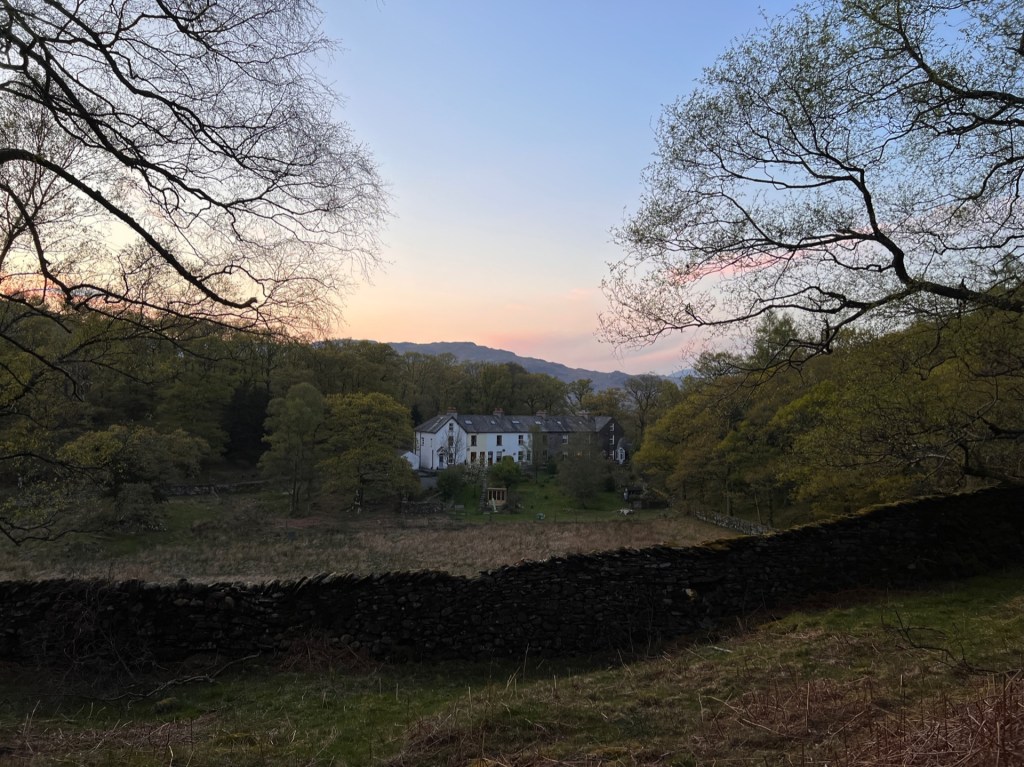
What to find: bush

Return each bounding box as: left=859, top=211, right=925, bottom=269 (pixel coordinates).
left=436, top=465, right=468, bottom=501
left=488, top=458, right=523, bottom=488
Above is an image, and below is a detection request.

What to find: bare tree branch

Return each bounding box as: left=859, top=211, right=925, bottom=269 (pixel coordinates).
left=602, top=0, right=1024, bottom=359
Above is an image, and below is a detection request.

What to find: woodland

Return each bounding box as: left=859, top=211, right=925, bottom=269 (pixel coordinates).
left=3, top=305, right=1021, bottom=543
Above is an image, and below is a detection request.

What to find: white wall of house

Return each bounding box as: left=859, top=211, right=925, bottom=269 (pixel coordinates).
left=464, top=431, right=531, bottom=466
left=414, top=421, right=533, bottom=471
left=414, top=416, right=470, bottom=471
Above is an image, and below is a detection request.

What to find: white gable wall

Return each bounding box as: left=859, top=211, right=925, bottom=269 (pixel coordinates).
left=415, top=416, right=471, bottom=471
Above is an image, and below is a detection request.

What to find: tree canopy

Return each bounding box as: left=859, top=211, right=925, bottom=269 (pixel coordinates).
left=601, top=0, right=1024, bottom=358
left=635, top=310, right=1024, bottom=524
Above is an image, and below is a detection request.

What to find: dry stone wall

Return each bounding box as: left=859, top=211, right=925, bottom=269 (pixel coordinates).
left=1, top=487, right=1022, bottom=665
left=693, top=509, right=772, bottom=535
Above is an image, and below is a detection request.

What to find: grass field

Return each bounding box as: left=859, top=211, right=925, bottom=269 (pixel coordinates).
left=1, top=569, right=1021, bottom=765
left=0, top=477, right=732, bottom=582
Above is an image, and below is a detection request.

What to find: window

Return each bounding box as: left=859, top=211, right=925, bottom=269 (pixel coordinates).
left=470, top=451, right=477, bottom=463
left=517, top=451, right=524, bottom=462
left=517, top=434, right=524, bottom=445
left=496, top=435, right=503, bottom=446
left=561, top=434, right=569, bottom=444
left=470, top=435, right=477, bottom=446
left=447, top=435, right=454, bottom=447
left=487, top=451, right=494, bottom=465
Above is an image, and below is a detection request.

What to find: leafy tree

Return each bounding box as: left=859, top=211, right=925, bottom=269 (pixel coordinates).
left=565, top=378, right=595, bottom=414
left=518, top=372, right=567, bottom=415
left=260, top=383, right=325, bottom=515
left=153, top=340, right=238, bottom=457
left=602, top=0, right=1024, bottom=357
left=57, top=425, right=209, bottom=523
left=586, top=387, right=628, bottom=419
left=478, top=362, right=519, bottom=414
left=557, top=434, right=611, bottom=508
left=311, top=341, right=404, bottom=398
left=623, top=374, right=678, bottom=447
left=397, top=351, right=463, bottom=421
left=436, top=465, right=469, bottom=503
left=635, top=313, right=833, bottom=522
left=634, top=378, right=742, bottom=516
left=776, top=314, right=1024, bottom=506
left=318, top=392, right=416, bottom=511
left=637, top=305, right=1024, bottom=523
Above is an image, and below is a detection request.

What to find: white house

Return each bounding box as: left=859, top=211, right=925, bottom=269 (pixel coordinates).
left=413, top=409, right=626, bottom=472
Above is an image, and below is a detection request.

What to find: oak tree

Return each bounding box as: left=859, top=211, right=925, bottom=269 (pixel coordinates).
left=602, top=0, right=1024, bottom=358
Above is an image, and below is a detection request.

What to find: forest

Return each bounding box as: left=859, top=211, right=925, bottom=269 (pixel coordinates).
left=0, top=306, right=666, bottom=542
left=3, top=298, right=1021, bottom=545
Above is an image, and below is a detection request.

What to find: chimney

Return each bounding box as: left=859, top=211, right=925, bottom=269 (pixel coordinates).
left=493, top=407, right=504, bottom=417
left=446, top=407, right=457, bottom=415
left=536, top=410, right=547, bottom=418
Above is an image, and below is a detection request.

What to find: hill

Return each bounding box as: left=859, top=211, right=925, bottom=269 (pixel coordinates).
left=384, top=340, right=646, bottom=391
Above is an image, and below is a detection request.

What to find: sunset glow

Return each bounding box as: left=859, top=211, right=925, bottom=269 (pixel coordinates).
left=320, top=1, right=795, bottom=375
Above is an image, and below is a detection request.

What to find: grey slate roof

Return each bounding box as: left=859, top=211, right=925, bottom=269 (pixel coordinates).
left=415, top=413, right=610, bottom=435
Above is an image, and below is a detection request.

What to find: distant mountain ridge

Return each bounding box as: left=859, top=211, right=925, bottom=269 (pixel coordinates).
left=384, top=341, right=636, bottom=391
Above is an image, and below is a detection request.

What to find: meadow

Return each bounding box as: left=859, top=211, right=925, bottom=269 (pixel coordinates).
left=0, top=477, right=731, bottom=583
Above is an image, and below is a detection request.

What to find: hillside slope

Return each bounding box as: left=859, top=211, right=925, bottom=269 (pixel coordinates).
left=386, top=340, right=643, bottom=390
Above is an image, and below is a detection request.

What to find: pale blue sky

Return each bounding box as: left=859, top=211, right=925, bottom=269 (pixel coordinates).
left=319, top=1, right=795, bottom=374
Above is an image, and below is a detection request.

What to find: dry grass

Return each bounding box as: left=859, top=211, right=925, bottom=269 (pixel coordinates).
left=3, top=713, right=217, bottom=765
left=836, top=673, right=1024, bottom=766
left=0, top=493, right=733, bottom=583
left=376, top=571, right=1024, bottom=766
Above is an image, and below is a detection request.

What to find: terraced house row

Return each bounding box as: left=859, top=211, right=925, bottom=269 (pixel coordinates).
left=413, top=409, right=628, bottom=472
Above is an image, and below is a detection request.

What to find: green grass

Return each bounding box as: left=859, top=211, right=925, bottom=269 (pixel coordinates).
left=3, top=570, right=1022, bottom=765
left=459, top=473, right=649, bottom=524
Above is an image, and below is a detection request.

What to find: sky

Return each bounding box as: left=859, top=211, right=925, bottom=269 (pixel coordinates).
left=318, top=1, right=794, bottom=375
